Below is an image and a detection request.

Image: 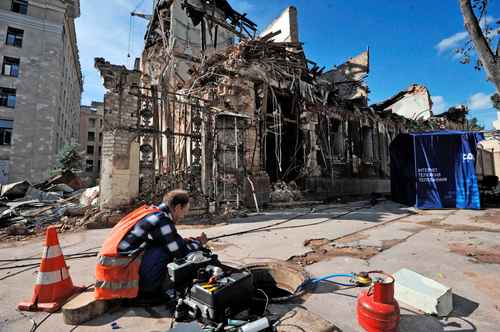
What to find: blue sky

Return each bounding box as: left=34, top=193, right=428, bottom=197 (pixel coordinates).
left=76, top=0, right=499, bottom=129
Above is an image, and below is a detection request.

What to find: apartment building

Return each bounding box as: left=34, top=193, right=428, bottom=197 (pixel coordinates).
left=0, top=0, right=82, bottom=183
left=79, top=102, right=103, bottom=181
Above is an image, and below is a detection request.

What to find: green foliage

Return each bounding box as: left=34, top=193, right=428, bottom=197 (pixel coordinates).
left=55, top=143, right=82, bottom=173
left=467, top=117, right=485, bottom=131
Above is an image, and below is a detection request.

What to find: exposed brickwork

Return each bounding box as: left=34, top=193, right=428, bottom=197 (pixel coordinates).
left=95, top=58, right=140, bottom=209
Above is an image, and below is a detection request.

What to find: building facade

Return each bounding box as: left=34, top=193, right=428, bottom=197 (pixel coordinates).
left=96, top=0, right=468, bottom=210
left=0, top=0, right=82, bottom=184
left=79, top=102, right=104, bottom=183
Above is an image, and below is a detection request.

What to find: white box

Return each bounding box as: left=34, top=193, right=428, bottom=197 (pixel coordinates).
left=394, top=268, right=453, bottom=316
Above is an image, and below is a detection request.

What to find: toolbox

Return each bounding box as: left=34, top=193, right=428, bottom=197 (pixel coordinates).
left=179, top=270, right=254, bottom=322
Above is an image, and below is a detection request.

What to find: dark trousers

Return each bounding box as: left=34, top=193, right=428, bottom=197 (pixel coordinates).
left=138, top=246, right=170, bottom=294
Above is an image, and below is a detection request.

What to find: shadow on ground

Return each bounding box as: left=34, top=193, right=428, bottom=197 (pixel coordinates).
left=188, top=202, right=414, bottom=232
left=79, top=304, right=174, bottom=327
left=399, top=293, right=479, bottom=332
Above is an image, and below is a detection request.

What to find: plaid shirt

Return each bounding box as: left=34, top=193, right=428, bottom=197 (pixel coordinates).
left=117, top=203, right=201, bottom=257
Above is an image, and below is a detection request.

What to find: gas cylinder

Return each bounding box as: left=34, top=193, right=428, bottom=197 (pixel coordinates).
left=357, top=273, right=400, bottom=332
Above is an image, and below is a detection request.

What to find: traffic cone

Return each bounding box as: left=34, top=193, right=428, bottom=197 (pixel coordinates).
left=18, top=226, right=85, bottom=312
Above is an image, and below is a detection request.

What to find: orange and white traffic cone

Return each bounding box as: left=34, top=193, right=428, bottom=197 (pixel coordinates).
left=17, top=226, right=85, bottom=312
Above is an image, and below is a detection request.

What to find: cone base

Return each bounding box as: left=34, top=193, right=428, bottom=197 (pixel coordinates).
left=17, top=285, right=86, bottom=313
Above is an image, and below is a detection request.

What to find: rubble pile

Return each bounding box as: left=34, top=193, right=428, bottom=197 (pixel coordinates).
left=270, top=181, right=304, bottom=203
left=190, top=35, right=328, bottom=104
left=0, top=172, right=103, bottom=240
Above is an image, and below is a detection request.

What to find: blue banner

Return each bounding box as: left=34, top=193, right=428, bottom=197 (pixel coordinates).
left=391, top=131, right=484, bottom=209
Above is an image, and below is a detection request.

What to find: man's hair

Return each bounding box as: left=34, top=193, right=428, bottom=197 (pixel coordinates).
left=163, top=189, right=190, bottom=208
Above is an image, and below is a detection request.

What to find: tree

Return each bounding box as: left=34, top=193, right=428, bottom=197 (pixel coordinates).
left=55, top=143, right=82, bottom=173
left=467, top=117, right=485, bottom=130
left=459, top=0, right=500, bottom=110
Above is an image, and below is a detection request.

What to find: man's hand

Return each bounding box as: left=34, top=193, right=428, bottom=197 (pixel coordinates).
left=197, top=232, right=208, bottom=245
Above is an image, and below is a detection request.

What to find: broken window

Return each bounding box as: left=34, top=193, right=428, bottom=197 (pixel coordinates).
left=85, top=159, right=94, bottom=172
left=98, top=146, right=102, bottom=155
left=99, top=132, right=102, bottom=143
left=0, top=87, right=16, bottom=108
left=2, top=57, right=20, bottom=77
left=87, top=145, right=94, bottom=155
left=87, top=132, right=95, bottom=142
left=89, top=118, right=96, bottom=128
left=6, top=27, right=23, bottom=47
left=100, top=119, right=103, bottom=128
left=0, top=119, right=13, bottom=145
left=11, top=0, right=28, bottom=14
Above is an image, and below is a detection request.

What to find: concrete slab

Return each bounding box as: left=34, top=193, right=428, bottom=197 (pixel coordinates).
left=302, top=224, right=500, bottom=331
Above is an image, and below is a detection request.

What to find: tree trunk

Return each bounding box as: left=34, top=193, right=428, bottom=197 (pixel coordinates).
left=459, top=0, right=500, bottom=95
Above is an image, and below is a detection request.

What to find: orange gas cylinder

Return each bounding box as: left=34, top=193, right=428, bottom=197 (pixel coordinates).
left=357, top=273, right=400, bottom=332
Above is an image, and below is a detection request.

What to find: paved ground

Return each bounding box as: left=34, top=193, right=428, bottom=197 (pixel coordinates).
left=1, top=201, right=499, bottom=331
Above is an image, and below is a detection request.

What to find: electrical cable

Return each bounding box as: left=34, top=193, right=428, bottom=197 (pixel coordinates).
left=256, top=288, right=269, bottom=315
left=255, top=206, right=368, bottom=232
left=0, top=247, right=99, bottom=263
left=208, top=204, right=369, bottom=241
left=0, top=265, right=35, bottom=281
left=127, top=0, right=146, bottom=60
left=0, top=253, right=98, bottom=270
left=297, top=273, right=357, bottom=291
left=28, top=284, right=95, bottom=332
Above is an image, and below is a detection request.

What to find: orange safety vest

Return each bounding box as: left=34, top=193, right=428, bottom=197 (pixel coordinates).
left=94, top=205, right=161, bottom=300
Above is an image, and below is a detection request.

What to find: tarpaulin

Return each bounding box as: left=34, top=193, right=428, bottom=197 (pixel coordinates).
left=390, top=131, right=484, bottom=209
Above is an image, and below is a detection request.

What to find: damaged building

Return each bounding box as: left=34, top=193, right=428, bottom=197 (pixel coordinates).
left=95, top=0, right=468, bottom=211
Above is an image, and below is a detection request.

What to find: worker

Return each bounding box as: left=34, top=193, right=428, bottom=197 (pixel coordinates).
left=95, top=189, right=208, bottom=303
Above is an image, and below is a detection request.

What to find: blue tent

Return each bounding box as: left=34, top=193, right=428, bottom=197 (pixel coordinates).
left=390, top=131, right=484, bottom=209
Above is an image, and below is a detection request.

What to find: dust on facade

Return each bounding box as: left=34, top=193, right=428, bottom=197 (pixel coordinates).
left=95, top=0, right=470, bottom=211
left=0, top=0, right=82, bottom=184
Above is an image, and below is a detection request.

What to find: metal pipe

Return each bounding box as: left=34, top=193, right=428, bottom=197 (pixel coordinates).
left=246, top=176, right=260, bottom=213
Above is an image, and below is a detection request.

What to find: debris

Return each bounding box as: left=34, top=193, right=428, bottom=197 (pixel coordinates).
left=0, top=181, right=31, bottom=200
left=0, top=185, right=92, bottom=239
left=63, top=206, right=86, bottom=217
left=270, top=181, right=303, bottom=203
left=83, top=210, right=125, bottom=230
left=80, top=186, right=99, bottom=208
left=25, top=187, right=62, bottom=202
left=47, top=183, right=75, bottom=194
left=38, top=170, right=86, bottom=191
left=394, top=268, right=453, bottom=316
left=6, top=224, right=31, bottom=236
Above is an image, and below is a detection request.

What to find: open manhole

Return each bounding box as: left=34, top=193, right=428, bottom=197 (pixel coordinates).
left=244, top=261, right=310, bottom=307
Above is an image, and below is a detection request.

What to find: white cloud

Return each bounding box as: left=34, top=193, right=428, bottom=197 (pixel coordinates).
left=468, top=92, right=493, bottom=111
left=435, top=15, right=497, bottom=54
left=435, top=32, right=468, bottom=54
left=480, top=15, right=495, bottom=26
left=231, top=0, right=254, bottom=13
left=431, top=95, right=448, bottom=114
